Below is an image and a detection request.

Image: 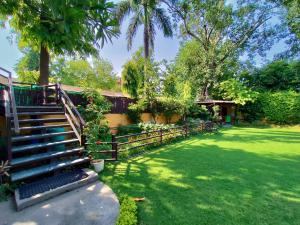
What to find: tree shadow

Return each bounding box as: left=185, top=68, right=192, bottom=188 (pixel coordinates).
left=101, top=129, right=300, bottom=225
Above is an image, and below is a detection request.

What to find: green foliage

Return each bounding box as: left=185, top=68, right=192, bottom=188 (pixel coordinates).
left=78, top=89, right=112, bottom=158
left=116, top=194, right=138, bottom=225
left=1, top=0, right=118, bottom=55
left=188, top=105, right=210, bottom=120
left=260, top=91, right=300, bottom=124
left=117, top=125, right=143, bottom=136
left=127, top=99, right=147, bottom=123
left=242, top=60, right=300, bottom=92
left=51, top=57, right=120, bottom=91
left=0, top=184, right=13, bottom=202
left=121, top=50, right=145, bottom=98
left=166, top=0, right=281, bottom=98
left=156, top=97, right=183, bottom=123
left=219, top=78, right=259, bottom=105
left=116, top=0, right=172, bottom=58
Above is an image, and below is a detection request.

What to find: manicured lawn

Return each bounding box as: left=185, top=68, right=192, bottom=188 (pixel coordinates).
left=101, top=126, right=300, bottom=225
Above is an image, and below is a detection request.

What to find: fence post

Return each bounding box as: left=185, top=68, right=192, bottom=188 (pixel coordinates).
left=111, top=134, right=118, bottom=161
left=185, top=123, right=188, bottom=138
left=160, top=128, right=163, bottom=145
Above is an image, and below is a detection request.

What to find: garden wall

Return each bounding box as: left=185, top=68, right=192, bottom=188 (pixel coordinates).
left=104, top=113, right=181, bottom=128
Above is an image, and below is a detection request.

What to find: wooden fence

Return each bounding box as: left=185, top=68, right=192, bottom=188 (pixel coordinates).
left=92, top=121, right=218, bottom=161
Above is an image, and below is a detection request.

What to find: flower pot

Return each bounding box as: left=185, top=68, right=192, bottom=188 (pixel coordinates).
left=92, top=159, right=104, bottom=173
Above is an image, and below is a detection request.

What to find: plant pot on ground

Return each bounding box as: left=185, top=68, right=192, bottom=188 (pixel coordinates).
left=91, top=159, right=104, bottom=173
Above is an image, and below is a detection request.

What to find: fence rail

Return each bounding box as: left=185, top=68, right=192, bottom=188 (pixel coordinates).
left=91, top=121, right=218, bottom=161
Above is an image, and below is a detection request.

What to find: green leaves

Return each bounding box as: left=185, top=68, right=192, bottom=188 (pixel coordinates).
left=219, top=78, right=259, bottom=105
left=1, top=0, right=119, bottom=55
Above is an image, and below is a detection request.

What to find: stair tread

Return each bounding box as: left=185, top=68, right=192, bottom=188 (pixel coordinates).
left=12, top=139, right=79, bottom=153
left=12, top=131, right=75, bottom=142
left=14, top=123, right=70, bottom=131
left=11, top=157, right=90, bottom=182
left=17, top=118, right=67, bottom=124
left=17, top=106, right=62, bottom=109
left=15, top=112, right=64, bottom=116
left=11, top=147, right=84, bottom=166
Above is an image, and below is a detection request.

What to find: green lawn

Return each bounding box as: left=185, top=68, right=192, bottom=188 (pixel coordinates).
left=101, top=126, right=300, bottom=225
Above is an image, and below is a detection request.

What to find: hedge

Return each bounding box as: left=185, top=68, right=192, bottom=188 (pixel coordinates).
left=260, top=91, right=300, bottom=124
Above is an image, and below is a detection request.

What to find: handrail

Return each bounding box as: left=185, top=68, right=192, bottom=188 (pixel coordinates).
left=57, top=83, right=86, bottom=145
left=0, top=67, right=19, bottom=134
left=57, top=83, right=86, bottom=126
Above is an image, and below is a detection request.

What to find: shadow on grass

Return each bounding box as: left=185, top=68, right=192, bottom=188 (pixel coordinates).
left=101, top=127, right=300, bottom=225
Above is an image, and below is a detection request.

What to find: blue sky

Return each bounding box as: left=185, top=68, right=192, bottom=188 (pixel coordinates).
left=0, top=1, right=286, bottom=77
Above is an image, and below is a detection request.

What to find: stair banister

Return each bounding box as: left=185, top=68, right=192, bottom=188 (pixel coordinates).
left=57, top=83, right=86, bottom=145
left=0, top=67, right=19, bottom=134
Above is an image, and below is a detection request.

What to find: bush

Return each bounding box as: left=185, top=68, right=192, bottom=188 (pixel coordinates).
left=117, top=124, right=143, bottom=136
left=116, top=195, right=138, bottom=225
left=0, top=184, right=13, bottom=202
left=260, top=91, right=300, bottom=124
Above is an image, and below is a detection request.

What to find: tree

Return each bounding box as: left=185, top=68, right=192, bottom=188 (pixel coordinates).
left=14, top=47, right=40, bottom=83
left=274, top=0, right=300, bottom=58
left=121, top=49, right=145, bottom=98
left=240, top=60, right=300, bottom=91
left=164, top=0, right=281, bottom=99
left=0, top=0, right=118, bottom=85
left=51, top=58, right=120, bottom=91
left=116, top=0, right=173, bottom=58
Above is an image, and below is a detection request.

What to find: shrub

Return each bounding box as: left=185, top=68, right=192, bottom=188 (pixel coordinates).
left=117, top=124, right=143, bottom=136
left=260, top=91, right=300, bottom=124
left=78, top=89, right=112, bottom=159
left=0, top=184, right=13, bottom=202
left=116, top=195, right=138, bottom=225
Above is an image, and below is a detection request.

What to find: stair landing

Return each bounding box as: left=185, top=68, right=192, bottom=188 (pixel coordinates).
left=15, top=169, right=98, bottom=211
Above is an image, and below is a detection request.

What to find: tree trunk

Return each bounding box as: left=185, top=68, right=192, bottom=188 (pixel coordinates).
left=39, top=44, right=49, bottom=85
left=144, top=27, right=149, bottom=59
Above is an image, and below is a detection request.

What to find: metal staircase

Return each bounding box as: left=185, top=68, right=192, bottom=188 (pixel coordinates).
left=0, top=68, right=97, bottom=210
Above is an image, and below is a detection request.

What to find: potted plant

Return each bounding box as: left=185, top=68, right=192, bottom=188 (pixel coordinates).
left=91, top=158, right=104, bottom=173
left=89, top=140, right=105, bottom=173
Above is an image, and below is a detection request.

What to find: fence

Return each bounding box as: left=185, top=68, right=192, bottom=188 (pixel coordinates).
left=92, top=121, right=218, bottom=161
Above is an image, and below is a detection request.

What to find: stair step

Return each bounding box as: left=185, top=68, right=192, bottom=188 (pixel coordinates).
left=14, top=169, right=97, bottom=211
left=17, top=106, right=62, bottom=110
left=11, top=157, right=90, bottom=182
left=105, top=158, right=117, bottom=162
left=12, top=139, right=79, bottom=153
left=17, top=118, right=67, bottom=124
left=14, top=111, right=64, bottom=116
left=11, top=147, right=84, bottom=167
left=13, top=123, right=70, bottom=131
left=12, top=131, right=75, bottom=142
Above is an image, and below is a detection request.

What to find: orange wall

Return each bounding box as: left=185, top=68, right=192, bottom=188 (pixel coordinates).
left=104, top=113, right=181, bottom=128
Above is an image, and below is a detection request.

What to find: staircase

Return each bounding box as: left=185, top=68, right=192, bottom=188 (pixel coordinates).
left=0, top=69, right=97, bottom=211
left=10, top=105, right=89, bottom=183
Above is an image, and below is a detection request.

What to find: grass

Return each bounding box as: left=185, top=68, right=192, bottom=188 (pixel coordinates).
left=101, top=126, right=300, bottom=225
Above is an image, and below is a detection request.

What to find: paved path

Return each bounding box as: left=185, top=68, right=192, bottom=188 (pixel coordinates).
left=0, top=181, right=119, bottom=225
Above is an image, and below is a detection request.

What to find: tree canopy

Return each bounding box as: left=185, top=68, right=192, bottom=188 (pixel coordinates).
left=0, top=0, right=119, bottom=84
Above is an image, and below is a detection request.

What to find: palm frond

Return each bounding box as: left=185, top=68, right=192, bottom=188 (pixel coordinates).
left=126, top=12, right=142, bottom=50
left=116, top=0, right=132, bottom=24
left=153, top=7, right=173, bottom=37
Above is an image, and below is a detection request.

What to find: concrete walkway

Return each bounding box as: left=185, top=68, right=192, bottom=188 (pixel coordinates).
left=0, top=181, right=119, bottom=225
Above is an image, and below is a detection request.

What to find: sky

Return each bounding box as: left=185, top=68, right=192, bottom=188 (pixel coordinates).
left=0, top=1, right=287, bottom=78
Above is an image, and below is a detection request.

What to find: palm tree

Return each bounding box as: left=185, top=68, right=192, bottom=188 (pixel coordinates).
left=116, top=0, right=173, bottom=59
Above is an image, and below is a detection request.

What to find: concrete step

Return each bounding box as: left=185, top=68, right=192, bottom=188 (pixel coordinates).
left=12, top=138, right=79, bottom=153
left=11, top=157, right=90, bottom=182
left=13, top=123, right=70, bottom=132
left=10, top=147, right=84, bottom=167
left=12, top=131, right=75, bottom=142
left=15, top=169, right=97, bottom=211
